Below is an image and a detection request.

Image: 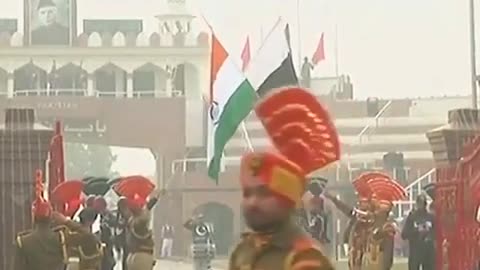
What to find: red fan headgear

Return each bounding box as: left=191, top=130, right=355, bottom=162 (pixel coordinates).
left=114, top=175, right=155, bottom=210
left=367, top=175, right=406, bottom=210
left=240, top=88, right=340, bottom=206
left=32, top=170, right=52, bottom=220
left=51, top=180, right=85, bottom=218
left=353, top=172, right=390, bottom=201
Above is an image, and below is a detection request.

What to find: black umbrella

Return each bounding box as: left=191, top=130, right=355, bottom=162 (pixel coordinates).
left=84, top=180, right=111, bottom=196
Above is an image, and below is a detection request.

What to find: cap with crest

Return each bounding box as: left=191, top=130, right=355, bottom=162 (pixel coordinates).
left=114, top=175, right=155, bottom=210
left=51, top=180, right=85, bottom=217
left=32, top=170, right=52, bottom=219
left=240, top=87, right=340, bottom=206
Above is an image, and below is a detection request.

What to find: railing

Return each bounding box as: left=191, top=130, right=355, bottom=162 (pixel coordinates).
left=9, top=88, right=186, bottom=98
left=170, top=157, right=241, bottom=175
left=392, top=168, right=436, bottom=218
left=357, top=100, right=393, bottom=143
left=240, top=121, right=254, bottom=151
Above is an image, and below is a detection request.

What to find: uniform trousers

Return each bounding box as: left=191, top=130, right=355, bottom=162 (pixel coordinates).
left=126, top=252, right=154, bottom=270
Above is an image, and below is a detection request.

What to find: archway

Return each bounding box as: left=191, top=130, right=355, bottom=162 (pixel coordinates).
left=194, top=202, right=234, bottom=255
left=94, top=63, right=126, bottom=97
left=173, top=62, right=199, bottom=97
left=53, top=63, right=88, bottom=95
left=13, top=62, right=47, bottom=96
left=132, top=63, right=168, bottom=97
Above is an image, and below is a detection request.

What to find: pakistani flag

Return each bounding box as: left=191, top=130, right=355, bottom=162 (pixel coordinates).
left=207, top=34, right=257, bottom=182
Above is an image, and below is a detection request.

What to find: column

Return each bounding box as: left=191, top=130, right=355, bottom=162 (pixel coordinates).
left=7, top=73, right=14, bottom=98
left=87, top=74, right=94, bottom=96
left=165, top=78, right=173, bottom=97
left=126, top=73, right=133, bottom=98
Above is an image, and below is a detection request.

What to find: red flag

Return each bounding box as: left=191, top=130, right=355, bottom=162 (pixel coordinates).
left=312, top=33, right=325, bottom=65
left=241, top=36, right=251, bottom=72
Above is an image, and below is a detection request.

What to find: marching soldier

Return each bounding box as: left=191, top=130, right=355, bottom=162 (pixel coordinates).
left=324, top=172, right=383, bottom=270
left=114, top=175, right=162, bottom=270
left=14, top=170, right=68, bottom=270
left=228, top=87, right=340, bottom=270
left=184, top=214, right=216, bottom=270
left=363, top=175, right=406, bottom=270
left=51, top=180, right=105, bottom=270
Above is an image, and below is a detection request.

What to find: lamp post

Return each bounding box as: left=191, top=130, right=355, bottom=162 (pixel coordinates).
left=469, top=0, right=478, bottom=108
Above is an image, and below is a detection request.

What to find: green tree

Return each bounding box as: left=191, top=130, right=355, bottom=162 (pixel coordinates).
left=65, top=143, right=117, bottom=179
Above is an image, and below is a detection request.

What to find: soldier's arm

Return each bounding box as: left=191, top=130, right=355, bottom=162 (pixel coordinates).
left=288, top=247, right=335, bottom=270
left=14, top=236, right=27, bottom=270
left=323, top=193, right=354, bottom=218
left=183, top=218, right=194, bottom=230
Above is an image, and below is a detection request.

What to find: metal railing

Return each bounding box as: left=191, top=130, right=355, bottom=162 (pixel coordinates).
left=10, top=88, right=185, bottom=98
left=392, top=168, right=436, bottom=218
left=357, top=100, right=393, bottom=143
left=240, top=121, right=254, bottom=151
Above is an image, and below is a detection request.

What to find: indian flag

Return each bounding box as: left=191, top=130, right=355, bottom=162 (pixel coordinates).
left=207, top=34, right=257, bottom=182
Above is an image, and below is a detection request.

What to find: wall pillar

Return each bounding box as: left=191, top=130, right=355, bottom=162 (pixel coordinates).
left=87, top=74, right=94, bottom=96
left=7, top=73, right=14, bottom=98
left=126, top=73, right=133, bottom=98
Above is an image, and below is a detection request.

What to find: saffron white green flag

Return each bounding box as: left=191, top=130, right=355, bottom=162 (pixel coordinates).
left=207, top=34, right=257, bottom=182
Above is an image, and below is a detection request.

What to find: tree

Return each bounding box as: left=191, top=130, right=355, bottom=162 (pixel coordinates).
left=65, top=143, right=117, bottom=179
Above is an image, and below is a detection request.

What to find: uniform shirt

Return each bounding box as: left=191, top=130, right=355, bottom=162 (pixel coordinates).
left=67, top=229, right=103, bottom=270
left=14, top=227, right=67, bottom=270
left=229, top=221, right=334, bottom=270
left=126, top=210, right=154, bottom=254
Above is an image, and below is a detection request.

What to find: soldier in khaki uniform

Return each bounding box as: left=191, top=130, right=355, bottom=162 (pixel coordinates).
left=53, top=208, right=104, bottom=270
left=51, top=180, right=104, bottom=270
left=362, top=176, right=406, bottom=270
left=229, top=87, right=341, bottom=270
left=14, top=170, right=69, bottom=270
left=114, top=176, right=162, bottom=270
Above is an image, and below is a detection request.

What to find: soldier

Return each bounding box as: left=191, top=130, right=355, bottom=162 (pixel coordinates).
left=228, top=87, right=340, bottom=270
left=14, top=170, right=68, bottom=270
left=114, top=176, right=162, bottom=270
left=51, top=181, right=105, bottom=270
left=362, top=176, right=406, bottom=270
left=115, top=197, right=130, bottom=270
left=323, top=172, right=379, bottom=270
left=184, top=214, right=216, bottom=270
left=53, top=208, right=104, bottom=270
left=93, top=196, right=116, bottom=270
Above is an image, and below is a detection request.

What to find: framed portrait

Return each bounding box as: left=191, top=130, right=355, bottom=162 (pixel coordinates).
left=24, top=0, right=77, bottom=46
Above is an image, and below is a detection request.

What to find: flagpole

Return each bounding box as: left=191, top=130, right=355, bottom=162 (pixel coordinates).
left=334, top=23, right=339, bottom=78
left=469, top=0, right=478, bottom=109
left=296, top=0, right=302, bottom=68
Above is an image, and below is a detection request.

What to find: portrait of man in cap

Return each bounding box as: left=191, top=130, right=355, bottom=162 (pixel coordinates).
left=29, top=0, right=71, bottom=45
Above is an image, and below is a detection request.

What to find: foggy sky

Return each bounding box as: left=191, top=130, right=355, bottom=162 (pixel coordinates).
left=0, top=0, right=474, bottom=99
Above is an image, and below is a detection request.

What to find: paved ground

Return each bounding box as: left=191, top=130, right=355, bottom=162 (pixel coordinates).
left=153, top=259, right=227, bottom=270
left=113, top=259, right=227, bottom=270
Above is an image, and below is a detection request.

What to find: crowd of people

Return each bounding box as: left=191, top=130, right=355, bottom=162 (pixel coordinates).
left=13, top=87, right=439, bottom=270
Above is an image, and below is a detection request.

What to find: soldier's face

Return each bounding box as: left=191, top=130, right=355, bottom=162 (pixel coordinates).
left=242, top=180, right=289, bottom=232
left=38, top=6, right=58, bottom=26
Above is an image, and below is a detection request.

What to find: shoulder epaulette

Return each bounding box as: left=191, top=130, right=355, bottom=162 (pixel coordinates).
left=52, top=226, right=69, bottom=263
left=284, top=236, right=323, bottom=270
left=52, top=225, right=68, bottom=233
left=15, top=230, right=30, bottom=249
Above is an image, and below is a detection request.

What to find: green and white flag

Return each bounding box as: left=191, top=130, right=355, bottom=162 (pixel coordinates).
left=207, top=34, right=257, bottom=182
